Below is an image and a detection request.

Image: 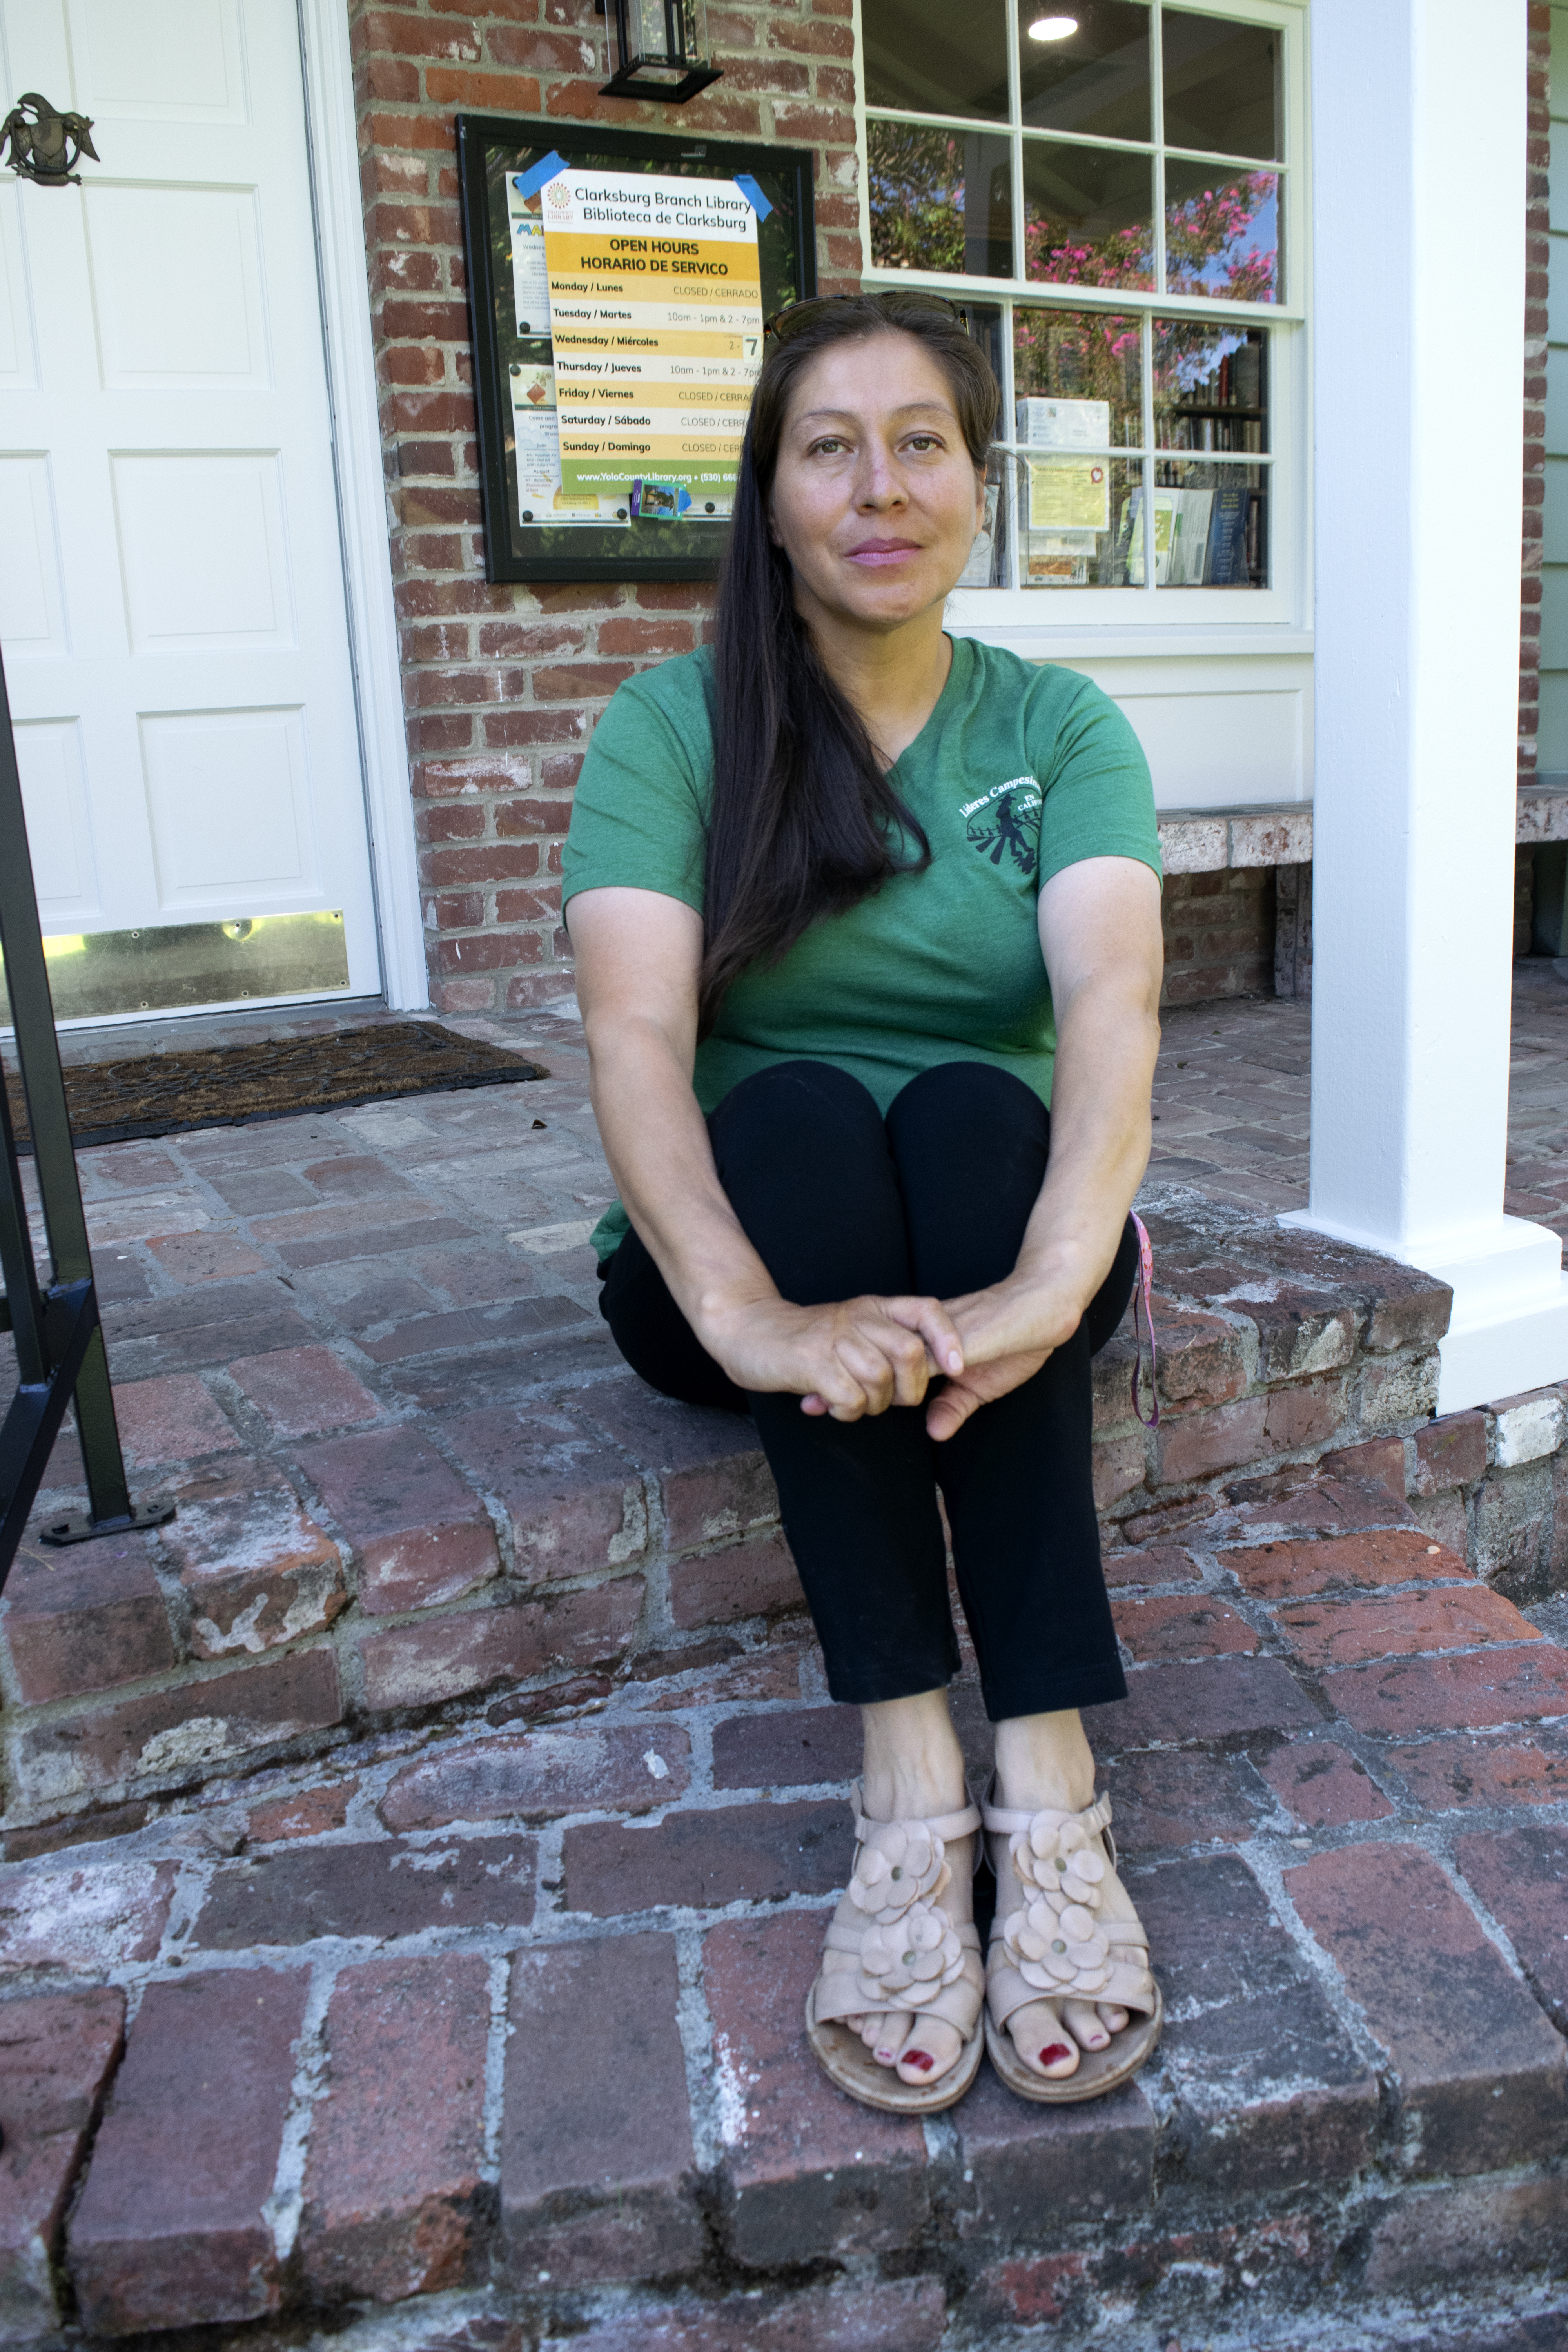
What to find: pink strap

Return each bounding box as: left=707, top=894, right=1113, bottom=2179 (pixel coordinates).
left=1129, top=1210, right=1159, bottom=1428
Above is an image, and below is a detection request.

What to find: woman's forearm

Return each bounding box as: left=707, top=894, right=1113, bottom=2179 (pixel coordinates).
left=569, top=889, right=780, bottom=1341
left=1006, top=857, right=1164, bottom=1323
left=939, top=861, right=1163, bottom=1373
left=571, top=887, right=965, bottom=1414
left=914, top=957, right=1160, bottom=1440
left=1013, top=969, right=1160, bottom=1316
left=585, top=1012, right=781, bottom=1338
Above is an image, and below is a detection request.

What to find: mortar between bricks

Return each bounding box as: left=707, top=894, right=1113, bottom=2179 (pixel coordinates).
left=11, top=1177, right=1536, bottom=1839
left=7, top=1009, right=1568, bottom=2341
left=5, top=1485, right=1567, bottom=2343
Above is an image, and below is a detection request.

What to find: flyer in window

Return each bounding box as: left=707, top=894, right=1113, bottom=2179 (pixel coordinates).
left=507, top=174, right=552, bottom=337
left=1017, top=397, right=1111, bottom=451
left=509, top=362, right=564, bottom=521
left=1025, top=456, right=1110, bottom=534
left=1120, top=488, right=1178, bottom=584
left=537, top=165, right=765, bottom=520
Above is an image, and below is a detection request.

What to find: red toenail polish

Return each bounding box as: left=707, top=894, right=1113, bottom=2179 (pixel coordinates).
left=1040, top=2043, right=1073, bottom=2065
left=905, top=2051, right=935, bottom=2073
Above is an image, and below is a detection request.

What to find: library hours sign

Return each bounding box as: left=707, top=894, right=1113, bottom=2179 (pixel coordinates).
left=458, top=117, right=816, bottom=581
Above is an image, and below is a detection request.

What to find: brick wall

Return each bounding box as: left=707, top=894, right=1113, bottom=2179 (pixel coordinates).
left=1522, top=0, right=1550, bottom=781
left=352, top=5, right=1541, bottom=1011
left=348, top=0, right=863, bottom=1013
left=1160, top=869, right=1276, bottom=1007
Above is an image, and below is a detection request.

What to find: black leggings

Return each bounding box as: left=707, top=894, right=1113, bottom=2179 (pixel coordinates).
left=599, top=1059, right=1134, bottom=1722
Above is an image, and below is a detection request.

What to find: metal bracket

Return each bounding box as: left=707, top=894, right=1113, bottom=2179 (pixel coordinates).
left=37, top=1495, right=178, bottom=1547
left=598, top=57, right=724, bottom=100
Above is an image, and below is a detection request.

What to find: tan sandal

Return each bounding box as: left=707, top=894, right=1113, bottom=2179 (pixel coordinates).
left=982, top=1786, right=1162, bottom=2103
left=806, top=1780, right=985, bottom=2114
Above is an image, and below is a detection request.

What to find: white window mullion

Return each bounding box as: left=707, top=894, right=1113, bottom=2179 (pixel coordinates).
left=851, top=0, right=871, bottom=280
left=998, top=299, right=1020, bottom=589
left=1002, top=0, right=1021, bottom=594
left=1006, top=0, right=1025, bottom=285
left=1141, top=310, right=1158, bottom=600
left=860, top=264, right=1299, bottom=328
left=1151, top=0, right=1167, bottom=299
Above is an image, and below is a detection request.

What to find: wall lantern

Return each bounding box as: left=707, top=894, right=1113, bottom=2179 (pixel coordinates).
left=597, top=0, right=722, bottom=102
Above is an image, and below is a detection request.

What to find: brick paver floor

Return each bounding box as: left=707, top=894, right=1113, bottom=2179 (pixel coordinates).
left=1, top=1466, right=1565, bottom=2342
left=1151, top=961, right=1568, bottom=1236
left=3, top=973, right=1568, bottom=2343
left=9, top=989, right=608, bottom=1425
left=12, top=960, right=1568, bottom=1348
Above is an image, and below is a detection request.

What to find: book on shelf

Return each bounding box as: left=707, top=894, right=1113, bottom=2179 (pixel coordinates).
left=1170, top=489, right=1212, bottom=585
left=1117, top=486, right=1218, bottom=586
left=1116, top=488, right=1173, bottom=584
left=1205, top=483, right=1249, bottom=585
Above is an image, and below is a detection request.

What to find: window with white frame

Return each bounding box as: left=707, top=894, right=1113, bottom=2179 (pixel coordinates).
left=857, top=0, right=1302, bottom=607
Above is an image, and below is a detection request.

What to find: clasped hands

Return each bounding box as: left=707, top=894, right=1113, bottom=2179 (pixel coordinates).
left=698, top=1271, right=1089, bottom=1444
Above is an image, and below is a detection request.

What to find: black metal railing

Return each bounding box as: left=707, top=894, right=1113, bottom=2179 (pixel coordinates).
left=0, top=642, right=172, bottom=1581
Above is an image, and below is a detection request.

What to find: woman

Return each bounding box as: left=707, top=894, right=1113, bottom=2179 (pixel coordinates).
left=562, top=291, right=1165, bottom=2115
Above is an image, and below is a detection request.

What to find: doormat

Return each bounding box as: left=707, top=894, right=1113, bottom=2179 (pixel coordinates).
left=3, top=1023, right=547, bottom=1153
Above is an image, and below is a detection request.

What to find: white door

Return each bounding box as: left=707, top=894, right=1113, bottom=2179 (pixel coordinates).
left=0, top=0, right=381, bottom=1022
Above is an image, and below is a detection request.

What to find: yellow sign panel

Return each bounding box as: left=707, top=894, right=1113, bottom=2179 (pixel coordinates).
left=541, top=234, right=761, bottom=287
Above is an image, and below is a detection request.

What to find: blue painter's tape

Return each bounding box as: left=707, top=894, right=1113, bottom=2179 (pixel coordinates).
left=512, top=152, right=569, bottom=201
left=733, top=173, right=773, bottom=221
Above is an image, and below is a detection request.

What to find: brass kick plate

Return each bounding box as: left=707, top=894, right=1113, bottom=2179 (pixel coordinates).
left=0, top=911, right=351, bottom=1024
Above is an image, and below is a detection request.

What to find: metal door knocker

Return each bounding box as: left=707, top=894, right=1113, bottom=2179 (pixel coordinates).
left=0, top=93, right=98, bottom=186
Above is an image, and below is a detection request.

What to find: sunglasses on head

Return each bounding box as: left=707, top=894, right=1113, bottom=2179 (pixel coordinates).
left=762, top=290, right=971, bottom=342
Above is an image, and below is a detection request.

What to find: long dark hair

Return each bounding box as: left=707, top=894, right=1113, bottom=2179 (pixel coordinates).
left=699, top=294, right=999, bottom=1035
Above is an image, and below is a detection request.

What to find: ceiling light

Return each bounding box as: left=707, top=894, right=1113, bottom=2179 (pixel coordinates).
left=1028, top=14, right=1079, bottom=37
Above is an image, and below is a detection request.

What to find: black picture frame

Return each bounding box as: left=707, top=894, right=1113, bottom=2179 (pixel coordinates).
left=456, top=114, right=817, bottom=582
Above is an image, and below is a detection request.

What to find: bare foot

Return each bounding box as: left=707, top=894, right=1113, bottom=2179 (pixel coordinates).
left=819, top=1689, right=982, bottom=2088
left=989, top=1711, right=1142, bottom=2083
left=824, top=1825, right=977, bottom=2086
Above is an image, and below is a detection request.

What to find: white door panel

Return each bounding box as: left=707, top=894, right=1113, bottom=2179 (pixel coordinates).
left=0, top=183, right=37, bottom=385
left=0, top=0, right=70, bottom=96
left=15, top=717, right=98, bottom=917
left=74, top=0, right=247, bottom=125
left=0, top=454, right=68, bottom=653
left=112, top=452, right=295, bottom=651
left=0, top=0, right=379, bottom=1014
left=84, top=183, right=271, bottom=389
left=140, top=705, right=319, bottom=907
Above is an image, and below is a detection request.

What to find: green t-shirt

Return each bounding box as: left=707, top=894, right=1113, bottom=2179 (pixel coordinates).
left=561, top=635, right=1161, bottom=1260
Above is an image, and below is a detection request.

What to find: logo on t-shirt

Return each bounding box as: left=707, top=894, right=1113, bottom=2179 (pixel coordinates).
left=961, top=776, right=1042, bottom=876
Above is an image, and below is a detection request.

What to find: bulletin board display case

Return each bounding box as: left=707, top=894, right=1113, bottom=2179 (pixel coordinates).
left=456, top=115, right=817, bottom=581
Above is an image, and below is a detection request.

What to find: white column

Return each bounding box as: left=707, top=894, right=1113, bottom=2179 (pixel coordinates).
left=1289, top=0, right=1567, bottom=1413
